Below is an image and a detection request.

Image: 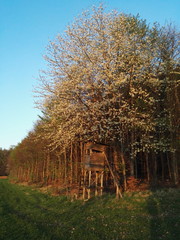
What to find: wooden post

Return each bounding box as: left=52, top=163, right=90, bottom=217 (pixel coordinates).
left=100, top=171, right=104, bottom=196
left=103, top=152, right=122, bottom=199
left=95, top=172, right=98, bottom=196
left=87, top=170, right=91, bottom=199
left=83, top=170, right=87, bottom=200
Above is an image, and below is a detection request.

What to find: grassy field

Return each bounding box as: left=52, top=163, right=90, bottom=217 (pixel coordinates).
left=0, top=179, right=179, bottom=240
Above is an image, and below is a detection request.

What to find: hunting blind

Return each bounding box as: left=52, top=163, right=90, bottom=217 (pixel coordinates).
left=79, top=142, right=122, bottom=200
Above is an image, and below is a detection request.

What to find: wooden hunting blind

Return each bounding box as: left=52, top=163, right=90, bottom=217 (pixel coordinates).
left=79, top=142, right=107, bottom=199
left=84, top=142, right=107, bottom=171
left=79, top=142, right=122, bottom=200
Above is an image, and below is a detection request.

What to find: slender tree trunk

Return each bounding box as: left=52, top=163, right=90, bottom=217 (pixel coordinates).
left=70, top=142, right=73, bottom=185
left=160, top=152, right=165, bottom=182
left=130, top=133, right=135, bottom=177
left=121, top=153, right=127, bottom=191
left=46, top=151, right=50, bottom=185
left=64, top=148, right=67, bottom=187
left=145, top=152, right=150, bottom=182
left=152, top=153, right=157, bottom=184
left=42, top=158, right=46, bottom=183
left=167, top=153, right=172, bottom=181
left=171, top=152, right=179, bottom=185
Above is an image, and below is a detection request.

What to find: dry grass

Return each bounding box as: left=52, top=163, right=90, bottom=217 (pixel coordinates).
left=0, top=176, right=8, bottom=179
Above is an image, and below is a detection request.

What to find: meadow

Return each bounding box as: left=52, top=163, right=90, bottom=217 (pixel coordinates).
left=0, top=179, right=179, bottom=240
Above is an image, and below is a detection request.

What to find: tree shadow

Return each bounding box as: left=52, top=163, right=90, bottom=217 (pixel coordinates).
left=147, top=189, right=180, bottom=240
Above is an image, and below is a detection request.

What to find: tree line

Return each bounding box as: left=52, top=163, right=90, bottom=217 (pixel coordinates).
left=0, top=148, right=10, bottom=176
left=8, top=6, right=179, bottom=192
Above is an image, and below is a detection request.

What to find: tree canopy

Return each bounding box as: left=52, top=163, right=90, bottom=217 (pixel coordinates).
left=9, top=6, right=180, bottom=190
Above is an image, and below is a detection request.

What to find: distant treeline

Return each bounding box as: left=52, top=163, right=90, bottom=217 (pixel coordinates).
left=8, top=6, right=179, bottom=192
left=0, top=148, right=10, bottom=176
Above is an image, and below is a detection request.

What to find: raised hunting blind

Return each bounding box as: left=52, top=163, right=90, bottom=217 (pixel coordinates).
left=79, top=142, right=122, bottom=200
left=84, top=142, right=107, bottom=171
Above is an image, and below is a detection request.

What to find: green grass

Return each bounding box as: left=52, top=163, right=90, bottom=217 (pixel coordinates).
left=0, top=179, right=179, bottom=240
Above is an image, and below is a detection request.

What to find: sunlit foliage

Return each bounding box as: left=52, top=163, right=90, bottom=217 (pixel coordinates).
left=9, top=6, right=179, bottom=188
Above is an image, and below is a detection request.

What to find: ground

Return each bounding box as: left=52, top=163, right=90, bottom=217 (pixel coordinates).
left=0, top=178, right=179, bottom=240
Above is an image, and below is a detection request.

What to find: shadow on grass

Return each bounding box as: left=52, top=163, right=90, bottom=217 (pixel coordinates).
left=0, top=179, right=73, bottom=240
left=147, top=188, right=180, bottom=240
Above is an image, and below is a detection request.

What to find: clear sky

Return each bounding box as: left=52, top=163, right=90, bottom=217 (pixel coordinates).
left=0, top=0, right=179, bottom=149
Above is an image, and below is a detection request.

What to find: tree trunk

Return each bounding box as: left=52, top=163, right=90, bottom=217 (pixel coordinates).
left=145, top=152, right=150, bottom=182
left=121, top=153, right=127, bottom=191
left=171, top=152, right=179, bottom=185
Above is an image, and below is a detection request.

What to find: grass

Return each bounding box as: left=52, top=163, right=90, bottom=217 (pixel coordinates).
left=0, top=179, right=179, bottom=240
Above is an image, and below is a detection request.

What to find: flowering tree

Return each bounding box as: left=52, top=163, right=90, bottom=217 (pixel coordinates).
left=37, top=7, right=159, bottom=150
left=10, top=6, right=179, bottom=188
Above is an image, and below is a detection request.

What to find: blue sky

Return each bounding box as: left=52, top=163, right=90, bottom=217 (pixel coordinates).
left=0, top=0, right=179, bottom=149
